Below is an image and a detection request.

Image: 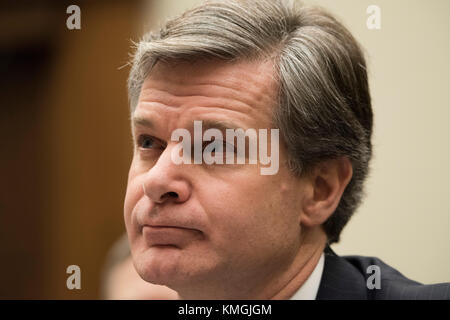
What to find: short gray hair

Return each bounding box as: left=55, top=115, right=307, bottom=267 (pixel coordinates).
left=128, top=0, right=373, bottom=244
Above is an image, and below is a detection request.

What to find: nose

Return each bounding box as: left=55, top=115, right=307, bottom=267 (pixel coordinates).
left=142, top=145, right=191, bottom=205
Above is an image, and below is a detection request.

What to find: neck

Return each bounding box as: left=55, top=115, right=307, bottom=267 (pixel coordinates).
left=177, top=227, right=327, bottom=300
left=269, top=227, right=326, bottom=299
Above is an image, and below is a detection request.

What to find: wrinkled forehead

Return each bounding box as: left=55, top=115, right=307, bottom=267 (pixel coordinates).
left=143, top=58, right=277, bottom=106
left=133, top=58, right=279, bottom=134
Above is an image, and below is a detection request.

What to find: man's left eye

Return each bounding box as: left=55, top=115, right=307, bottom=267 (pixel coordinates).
left=202, top=140, right=235, bottom=153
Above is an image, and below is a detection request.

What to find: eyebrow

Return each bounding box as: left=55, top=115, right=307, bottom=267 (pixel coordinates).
left=132, top=116, right=154, bottom=129
left=131, top=116, right=244, bottom=133
left=200, top=119, right=244, bottom=133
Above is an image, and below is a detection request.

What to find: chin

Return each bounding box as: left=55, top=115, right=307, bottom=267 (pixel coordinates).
left=132, top=246, right=192, bottom=288
left=132, top=246, right=175, bottom=283
left=133, top=245, right=218, bottom=290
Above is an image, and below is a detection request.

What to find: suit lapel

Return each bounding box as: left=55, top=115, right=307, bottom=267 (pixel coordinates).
left=316, top=245, right=368, bottom=300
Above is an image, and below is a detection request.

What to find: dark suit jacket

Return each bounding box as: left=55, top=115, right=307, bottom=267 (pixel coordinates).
left=316, top=246, right=450, bottom=300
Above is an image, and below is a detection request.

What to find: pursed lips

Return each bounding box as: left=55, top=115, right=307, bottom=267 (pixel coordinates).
left=141, top=224, right=204, bottom=247
left=142, top=222, right=201, bottom=232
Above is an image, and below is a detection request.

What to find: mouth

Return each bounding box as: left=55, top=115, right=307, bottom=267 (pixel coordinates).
left=146, top=224, right=191, bottom=229
left=142, top=225, right=202, bottom=247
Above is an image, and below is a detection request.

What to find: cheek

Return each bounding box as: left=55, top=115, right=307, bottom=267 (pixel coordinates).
left=196, top=180, right=300, bottom=275
left=200, top=175, right=297, bottom=250
left=124, top=167, right=143, bottom=233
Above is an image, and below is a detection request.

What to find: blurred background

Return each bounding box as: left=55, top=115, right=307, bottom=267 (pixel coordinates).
left=0, top=0, right=449, bottom=299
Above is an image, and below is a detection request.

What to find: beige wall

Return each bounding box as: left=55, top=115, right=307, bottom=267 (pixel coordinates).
left=149, top=0, right=450, bottom=284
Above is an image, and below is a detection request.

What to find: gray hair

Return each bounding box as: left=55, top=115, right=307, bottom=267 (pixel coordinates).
left=128, top=0, right=373, bottom=244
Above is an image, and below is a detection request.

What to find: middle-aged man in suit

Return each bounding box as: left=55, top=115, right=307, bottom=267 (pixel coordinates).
left=123, top=0, right=450, bottom=299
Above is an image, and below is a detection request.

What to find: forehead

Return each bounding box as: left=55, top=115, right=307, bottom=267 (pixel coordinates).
left=133, top=58, right=278, bottom=132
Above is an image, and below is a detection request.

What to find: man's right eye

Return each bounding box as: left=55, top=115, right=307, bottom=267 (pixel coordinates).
left=137, top=135, right=165, bottom=150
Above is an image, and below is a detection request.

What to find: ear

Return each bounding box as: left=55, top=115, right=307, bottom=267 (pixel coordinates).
left=300, top=157, right=353, bottom=227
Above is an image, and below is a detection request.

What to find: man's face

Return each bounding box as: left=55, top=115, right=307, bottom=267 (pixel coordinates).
left=124, top=59, right=307, bottom=295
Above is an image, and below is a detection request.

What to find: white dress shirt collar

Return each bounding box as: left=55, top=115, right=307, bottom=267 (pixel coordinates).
left=289, top=252, right=325, bottom=300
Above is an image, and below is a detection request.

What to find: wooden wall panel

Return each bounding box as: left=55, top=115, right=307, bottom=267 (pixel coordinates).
left=0, top=0, right=141, bottom=299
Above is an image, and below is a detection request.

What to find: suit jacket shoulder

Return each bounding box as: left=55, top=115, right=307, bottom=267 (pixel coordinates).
left=316, top=246, right=450, bottom=300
